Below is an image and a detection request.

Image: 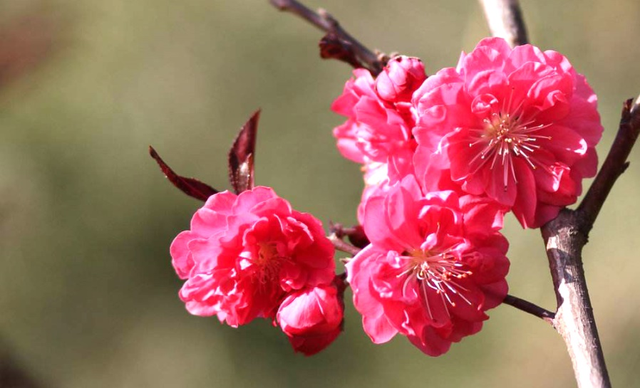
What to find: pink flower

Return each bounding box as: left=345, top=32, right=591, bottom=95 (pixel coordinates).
left=277, top=278, right=346, bottom=356
left=332, top=57, right=426, bottom=187
left=170, top=187, right=336, bottom=327
left=413, top=37, right=603, bottom=228
left=347, top=175, right=509, bottom=356
left=376, top=56, right=428, bottom=103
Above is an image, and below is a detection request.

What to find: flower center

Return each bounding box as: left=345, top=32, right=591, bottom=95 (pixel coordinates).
left=468, top=103, right=553, bottom=190
left=398, top=248, right=474, bottom=320
left=254, top=242, right=284, bottom=284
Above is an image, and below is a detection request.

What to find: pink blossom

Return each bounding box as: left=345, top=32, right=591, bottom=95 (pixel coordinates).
left=170, top=187, right=336, bottom=327
left=376, top=56, right=428, bottom=103
left=277, top=278, right=346, bottom=356
left=413, top=37, right=603, bottom=228
left=347, top=175, right=509, bottom=356
left=332, top=57, right=426, bottom=187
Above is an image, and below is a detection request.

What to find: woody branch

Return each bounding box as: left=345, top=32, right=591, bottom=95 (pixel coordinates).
left=269, top=0, right=386, bottom=75
left=272, top=0, right=558, bottom=326
left=481, top=1, right=640, bottom=388
left=272, top=0, right=640, bottom=385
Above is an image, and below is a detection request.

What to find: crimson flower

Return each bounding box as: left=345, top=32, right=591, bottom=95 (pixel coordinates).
left=347, top=175, right=509, bottom=356
left=277, top=277, right=346, bottom=356
left=413, top=37, right=603, bottom=228
left=170, top=187, right=336, bottom=327
left=332, top=57, right=426, bottom=188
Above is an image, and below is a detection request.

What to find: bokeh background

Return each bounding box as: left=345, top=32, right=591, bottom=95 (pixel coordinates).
left=1, top=0, right=639, bottom=387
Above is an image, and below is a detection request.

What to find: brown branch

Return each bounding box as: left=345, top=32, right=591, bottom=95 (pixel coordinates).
left=330, top=226, right=557, bottom=322
left=0, top=346, right=45, bottom=388
left=329, top=233, right=559, bottom=326
left=503, top=294, right=555, bottom=324
left=480, top=2, right=637, bottom=387
left=541, top=211, right=611, bottom=388
left=537, top=96, right=640, bottom=388
left=535, top=97, right=640, bottom=388
left=478, top=0, right=529, bottom=47
left=269, top=0, right=386, bottom=75
left=329, top=219, right=558, bottom=323
left=578, top=97, right=640, bottom=228
left=328, top=233, right=361, bottom=256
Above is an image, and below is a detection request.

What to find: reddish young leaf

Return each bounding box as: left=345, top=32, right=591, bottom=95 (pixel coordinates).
left=149, top=146, right=218, bottom=201
left=228, top=110, right=260, bottom=193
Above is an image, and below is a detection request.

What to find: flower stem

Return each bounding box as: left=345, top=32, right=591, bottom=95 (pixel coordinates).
left=269, top=0, right=386, bottom=75
left=502, top=294, right=555, bottom=323
left=328, top=233, right=361, bottom=256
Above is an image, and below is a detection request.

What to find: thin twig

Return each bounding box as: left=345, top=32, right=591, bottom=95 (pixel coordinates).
left=269, top=0, right=386, bottom=75
left=331, top=219, right=558, bottom=323
left=478, top=0, right=529, bottom=47
left=328, top=233, right=361, bottom=256
left=330, top=229, right=558, bottom=322
left=0, top=346, right=44, bottom=388
left=330, top=234, right=558, bottom=326
left=503, top=294, right=555, bottom=324
left=578, top=97, right=640, bottom=228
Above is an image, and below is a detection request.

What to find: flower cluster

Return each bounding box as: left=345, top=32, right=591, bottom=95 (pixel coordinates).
left=333, top=38, right=602, bottom=354
left=332, top=56, right=426, bottom=188
left=163, top=36, right=603, bottom=359
left=332, top=57, right=427, bottom=222
left=170, top=187, right=344, bottom=355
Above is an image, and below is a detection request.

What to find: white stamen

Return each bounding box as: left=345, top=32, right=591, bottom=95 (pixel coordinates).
left=467, top=97, right=555, bottom=188
left=397, top=248, right=475, bottom=321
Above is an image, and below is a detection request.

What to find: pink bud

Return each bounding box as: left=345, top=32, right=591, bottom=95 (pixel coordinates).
left=375, top=56, right=427, bottom=102
left=277, top=281, right=345, bottom=356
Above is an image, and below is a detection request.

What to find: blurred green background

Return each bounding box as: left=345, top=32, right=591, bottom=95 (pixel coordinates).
left=1, top=0, right=639, bottom=387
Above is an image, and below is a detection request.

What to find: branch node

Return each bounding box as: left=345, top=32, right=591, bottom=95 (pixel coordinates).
left=269, top=0, right=386, bottom=75
left=621, top=161, right=631, bottom=174
left=328, top=233, right=362, bottom=256
left=318, top=8, right=337, bottom=27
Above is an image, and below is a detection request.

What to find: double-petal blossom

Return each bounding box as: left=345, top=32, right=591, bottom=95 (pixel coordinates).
left=332, top=57, right=427, bottom=188
left=347, top=176, right=509, bottom=356
left=413, top=37, right=603, bottom=227
left=170, top=187, right=336, bottom=327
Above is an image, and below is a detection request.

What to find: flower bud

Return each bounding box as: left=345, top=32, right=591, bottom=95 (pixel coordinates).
left=277, top=281, right=345, bottom=356
left=375, top=56, right=427, bottom=102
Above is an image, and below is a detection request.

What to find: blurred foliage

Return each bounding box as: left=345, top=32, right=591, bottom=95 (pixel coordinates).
left=1, top=0, right=640, bottom=387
